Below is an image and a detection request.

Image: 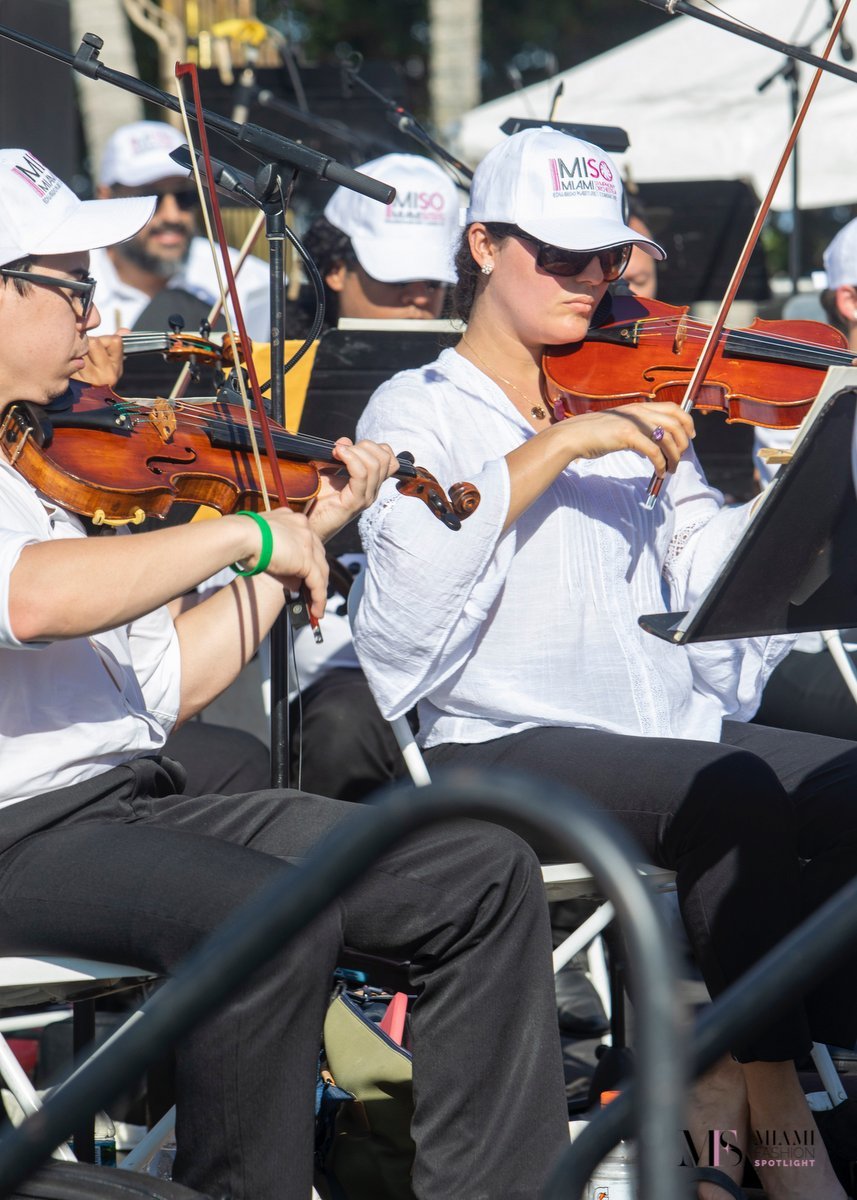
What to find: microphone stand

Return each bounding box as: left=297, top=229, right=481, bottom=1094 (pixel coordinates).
left=639, top=0, right=857, bottom=84
left=344, top=64, right=475, bottom=183
left=0, top=23, right=380, bottom=788
left=172, top=145, right=329, bottom=787
left=757, top=55, right=802, bottom=294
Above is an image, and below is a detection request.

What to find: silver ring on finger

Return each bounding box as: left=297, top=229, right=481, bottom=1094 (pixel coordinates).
left=650, top=425, right=666, bottom=444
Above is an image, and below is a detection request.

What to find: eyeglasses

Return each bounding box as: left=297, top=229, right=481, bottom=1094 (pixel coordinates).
left=112, top=185, right=199, bottom=211
left=512, top=229, right=632, bottom=281
left=0, top=268, right=98, bottom=321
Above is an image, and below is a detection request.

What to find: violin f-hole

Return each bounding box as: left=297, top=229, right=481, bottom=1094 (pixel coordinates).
left=146, top=446, right=198, bottom=476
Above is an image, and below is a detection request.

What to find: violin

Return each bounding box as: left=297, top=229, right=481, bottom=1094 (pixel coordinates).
left=0, top=384, right=480, bottom=530
left=542, top=294, right=856, bottom=430
left=121, top=329, right=248, bottom=369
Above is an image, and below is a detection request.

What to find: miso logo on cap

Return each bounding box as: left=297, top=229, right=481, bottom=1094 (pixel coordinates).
left=11, top=152, right=61, bottom=204
left=385, top=190, right=448, bottom=226
left=548, top=156, right=617, bottom=200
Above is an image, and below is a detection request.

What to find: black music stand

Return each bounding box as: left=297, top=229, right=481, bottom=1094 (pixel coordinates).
left=639, top=368, right=857, bottom=644
left=298, top=322, right=456, bottom=555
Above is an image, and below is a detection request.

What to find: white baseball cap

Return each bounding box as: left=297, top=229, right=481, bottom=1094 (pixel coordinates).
left=99, top=121, right=188, bottom=188
left=466, top=127, right=665, bottom=261
left=324, top=153, right=460, bottom=285
left=0, top=149, right=155, bottom=268
left=823, top=217, right=857, bottom=289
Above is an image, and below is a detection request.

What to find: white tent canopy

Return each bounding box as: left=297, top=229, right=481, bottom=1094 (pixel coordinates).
left=452, top=1, right=857, bottom=210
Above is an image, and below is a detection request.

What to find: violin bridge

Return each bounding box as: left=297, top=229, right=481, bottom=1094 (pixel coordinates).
left=149, top=397, right=177, bottom=443
left=757, top=448, right=794, bottom=466
left=673, top=314, right=687, bottom=355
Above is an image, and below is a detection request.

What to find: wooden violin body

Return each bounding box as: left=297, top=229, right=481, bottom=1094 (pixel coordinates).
left=0, top=385, right=479, bottom=530
left=542, top=294, right=854, bottom=430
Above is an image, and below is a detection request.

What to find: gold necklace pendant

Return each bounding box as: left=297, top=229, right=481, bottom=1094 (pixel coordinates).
left=530, top=404, right=547, bottom=420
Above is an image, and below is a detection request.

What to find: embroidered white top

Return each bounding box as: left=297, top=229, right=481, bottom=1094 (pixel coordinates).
left=353, top=348, right=793, bottom=748
left=0, top=462, right=180, bottom=809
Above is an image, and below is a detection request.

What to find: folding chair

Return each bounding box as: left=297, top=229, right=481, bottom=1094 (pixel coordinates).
left=0, top=956, right=177, bottom=1168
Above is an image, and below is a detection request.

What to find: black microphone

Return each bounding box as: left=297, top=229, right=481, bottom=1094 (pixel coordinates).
left=169, top=145, right=259, bottom=206
left=829, top=0, right=855, bottom=59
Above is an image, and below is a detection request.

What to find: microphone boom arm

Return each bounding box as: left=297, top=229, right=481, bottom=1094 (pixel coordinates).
left=639, top=0, right=857, bottom=84
left=0, top=25, right=396, bottom=204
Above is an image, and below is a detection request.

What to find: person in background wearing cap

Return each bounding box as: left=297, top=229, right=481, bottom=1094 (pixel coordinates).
left=286, top=153, right=460, bottom=802
left=354, top=127, right=857, bottom=1200
left=290, top=151, right=460, bottom=336
left=749, top=215, right=857, bottom=744
left=90, top=120, right=270, bottom=339
left=0, top=148, right=570, bottom=1200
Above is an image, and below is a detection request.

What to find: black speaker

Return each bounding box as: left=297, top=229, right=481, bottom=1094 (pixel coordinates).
left=0, top=0, right=81, bottom=181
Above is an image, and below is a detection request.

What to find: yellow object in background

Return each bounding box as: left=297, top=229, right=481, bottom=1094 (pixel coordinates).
left=191, top=339, right=320, bottom=522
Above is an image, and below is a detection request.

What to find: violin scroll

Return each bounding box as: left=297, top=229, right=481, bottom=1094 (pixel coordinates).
left=394, top=452, right=480, bottom=529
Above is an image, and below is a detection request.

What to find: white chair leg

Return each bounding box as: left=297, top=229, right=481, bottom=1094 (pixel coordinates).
left=585, top=934, right=613, bottom=1032
left=811, top=1041, right=848, bottom=1106
left=119, top=1106, right=177, bottom=1172
left=821, top=630, right=857, bottom=705
left=552, top=900, right=614, bottom=973
left=0, top=1033, right=76, bottom=1162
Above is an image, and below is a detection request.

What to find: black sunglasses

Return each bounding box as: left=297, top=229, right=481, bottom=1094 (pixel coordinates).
left=113, top=185, right=199, bottom=211
left=0, top=268, right=97, bottom=321
left=512, top=229, right=632, bottom=281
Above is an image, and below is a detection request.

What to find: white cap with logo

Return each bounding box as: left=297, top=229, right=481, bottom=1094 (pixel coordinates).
left=466, top=127, right=665, bottom=261
left=823, top=217, right=857, bottom=289
left=0, top=149, right=155, bottom=268
left=324, top=153, right=460, bottom=285
left=99, top=121, right=188, bottom=189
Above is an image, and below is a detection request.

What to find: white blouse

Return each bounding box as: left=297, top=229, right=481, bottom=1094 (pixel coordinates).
left=354, top=348, right=793, bottom=748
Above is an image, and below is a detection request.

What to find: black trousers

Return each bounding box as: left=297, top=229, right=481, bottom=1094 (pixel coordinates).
left=426, top=720, right=857, bottom=1063
left=753, top=647, right=857, bottom=741
left=290, top=668, right=403, bottom=802
left=0, top=759, right=567, bottom=1200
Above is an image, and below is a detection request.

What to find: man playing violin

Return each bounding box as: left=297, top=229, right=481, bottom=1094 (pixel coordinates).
left=0, top=148, right=570, bottom=1200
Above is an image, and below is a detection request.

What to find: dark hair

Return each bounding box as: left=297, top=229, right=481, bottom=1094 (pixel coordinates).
left=820, top=288, right=848, bottom=335
left=0, top=255, right=34, bottom=297
left=301, top=215, right=358, bottom=328
left=451, top=222, right=515, bottom=323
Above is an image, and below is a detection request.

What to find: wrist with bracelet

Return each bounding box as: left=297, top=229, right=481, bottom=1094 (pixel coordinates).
left=229, top=510, right=274, bottom=577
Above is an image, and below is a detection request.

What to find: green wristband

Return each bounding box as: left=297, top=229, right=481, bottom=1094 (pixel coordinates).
left=230, top=510, right=274, bottom=577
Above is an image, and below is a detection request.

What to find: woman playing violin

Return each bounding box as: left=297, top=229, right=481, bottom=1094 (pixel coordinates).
left=0, top=148, right=573, bottom=1200
left=354, top=127, right=857, bottom=1200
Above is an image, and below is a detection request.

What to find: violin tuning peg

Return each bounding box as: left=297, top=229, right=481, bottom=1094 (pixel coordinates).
left=199, top=320, right=211, bottom=338
left=168, top=313, right=186, bottom=334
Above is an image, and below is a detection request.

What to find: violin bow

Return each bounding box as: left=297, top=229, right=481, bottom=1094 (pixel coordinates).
left=174, top=63, right=277, bottom=503
left=644, top=0, right=853, bottom=509
left=174, top=61, right=319, bottom=789
left=169, top=207, right=266, bottom=402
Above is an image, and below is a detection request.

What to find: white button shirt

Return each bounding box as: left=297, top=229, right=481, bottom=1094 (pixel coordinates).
left=0, top=462, right=181, bottom=809
left=89, top=241, right=271, bottom=340
left=354, top=349, right=793, bottom=748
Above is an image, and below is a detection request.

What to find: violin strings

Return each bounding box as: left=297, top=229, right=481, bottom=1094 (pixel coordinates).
left=621, top=317, right=855, bottom=368
left=105, top=396, right=413, bottom=472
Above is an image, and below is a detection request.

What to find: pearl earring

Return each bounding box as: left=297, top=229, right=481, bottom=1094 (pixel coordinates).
left=481, top=262, right=494, bottom=276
